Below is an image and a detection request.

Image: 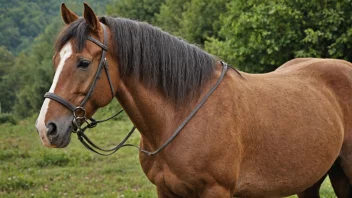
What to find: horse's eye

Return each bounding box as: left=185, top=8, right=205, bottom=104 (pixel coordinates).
left=77, top=59, right=91, bottom=69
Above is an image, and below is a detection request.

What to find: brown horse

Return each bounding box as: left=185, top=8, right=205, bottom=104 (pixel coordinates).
left=35, top=3, right=352, bottom=197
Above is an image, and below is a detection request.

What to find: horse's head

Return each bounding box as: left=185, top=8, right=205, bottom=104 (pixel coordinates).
left=35, top=3, right=118, bottom=148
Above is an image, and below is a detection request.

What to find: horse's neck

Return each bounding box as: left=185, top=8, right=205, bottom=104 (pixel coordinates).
left=115, top=77, right=192, bottom=150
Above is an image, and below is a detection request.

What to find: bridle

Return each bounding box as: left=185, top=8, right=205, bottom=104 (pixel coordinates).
left=44, top=23, right=228, bottom=156
left=44, top=24, right=124, bottom=154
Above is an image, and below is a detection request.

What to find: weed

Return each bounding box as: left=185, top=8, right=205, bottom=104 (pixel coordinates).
left=0, top=176, right=35, bottom=192
left=0, top=149, right=30, bottom=161
left=36, top=153, right=70, bottom=167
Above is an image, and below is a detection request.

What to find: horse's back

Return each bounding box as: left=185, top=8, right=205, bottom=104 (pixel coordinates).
left=275, top=58, right=317, bottom=71
left=276, top=58, right=352, bottom=79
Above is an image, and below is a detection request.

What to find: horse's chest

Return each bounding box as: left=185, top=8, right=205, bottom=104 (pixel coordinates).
left=141, top=158, right=197, bottom=197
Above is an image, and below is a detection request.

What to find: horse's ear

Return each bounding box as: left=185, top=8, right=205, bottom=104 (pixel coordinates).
left=61, top=3, right=79, bottom=25
left=83, top=3, right=101, bottom=32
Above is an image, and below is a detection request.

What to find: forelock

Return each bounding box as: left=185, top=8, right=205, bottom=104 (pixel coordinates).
left=55, top=18, right=89, bottom=53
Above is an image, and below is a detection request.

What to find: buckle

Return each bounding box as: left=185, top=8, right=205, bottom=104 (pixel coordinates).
left=73, top=106, right=86, bottom=120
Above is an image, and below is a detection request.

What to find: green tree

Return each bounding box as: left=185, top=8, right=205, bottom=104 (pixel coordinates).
left=205, top=0, right=352, bottom=73
left=0, top=46, right=15, bottom=113
left=155, top=0, right=229, bottom=45
left=107, top=0, right=164, bottom=23
left=0, top=0, right=111, bottom=55
left=0, top=46, right=14, bottom=78
left=155, top=0, right=188, bottom=36
left=0, top=0, right=60, bottom=54
left=179, top=0, right=228, bottom=44
left=11, top=19, right=60, bottom=118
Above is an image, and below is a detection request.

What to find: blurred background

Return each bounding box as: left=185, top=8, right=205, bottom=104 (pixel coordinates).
left=1, top=0, right=349, bottom=197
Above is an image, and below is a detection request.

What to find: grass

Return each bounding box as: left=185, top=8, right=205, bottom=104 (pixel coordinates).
left=0, top=112, right=337, bottom=197
left=0, top=113, right=155, bottom=198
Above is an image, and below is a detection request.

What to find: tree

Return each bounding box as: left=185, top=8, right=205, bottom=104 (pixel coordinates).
left=205, top=0, right=352, bottom=73
left=0, top=46, right=15, bottom=113
left=179, top=0, right=229, bottom=44
left=155, top=0, right=229, bottom=45
left=107, top=0, right=164, bottom=23
left=0, top=0, right=60, bottom=54
left=11, top=20, right=60, bottom=118
left=154, top=0, right=188, bottom=36
left=0, top=46, right=14, bottom=77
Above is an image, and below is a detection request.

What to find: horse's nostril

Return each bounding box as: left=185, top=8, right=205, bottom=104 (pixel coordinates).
left=47, top=122, right=58, bottom=136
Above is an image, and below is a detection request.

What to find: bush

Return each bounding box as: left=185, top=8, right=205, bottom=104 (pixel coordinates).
left=0, top=113, right=17, bottom=124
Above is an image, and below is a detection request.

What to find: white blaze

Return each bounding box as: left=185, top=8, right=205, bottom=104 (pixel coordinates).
left=36, top=43, right=72, bottom=145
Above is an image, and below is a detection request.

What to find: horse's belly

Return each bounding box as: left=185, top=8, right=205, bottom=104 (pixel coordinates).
left=235, top=149, right=337, bottom=197
left=234, top=120, right=343, bottom=196
left=234, top=167, right=326, bottom=197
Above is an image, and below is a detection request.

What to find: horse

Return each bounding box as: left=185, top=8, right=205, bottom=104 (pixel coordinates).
left=35, top=3, right=352, bottom=197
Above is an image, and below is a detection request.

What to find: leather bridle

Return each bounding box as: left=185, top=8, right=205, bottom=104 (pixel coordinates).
left=44, top=23, right=229, bottom=156
left=44, top=24, right=125, bottom=154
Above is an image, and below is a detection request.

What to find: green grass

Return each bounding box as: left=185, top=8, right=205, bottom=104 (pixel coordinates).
left=0, top=114, right=337, bottom=197
left=0, top=114, right=155, bottom=198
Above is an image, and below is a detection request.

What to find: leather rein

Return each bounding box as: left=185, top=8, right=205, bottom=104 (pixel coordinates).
left=44, top=24, right=228, bottom=156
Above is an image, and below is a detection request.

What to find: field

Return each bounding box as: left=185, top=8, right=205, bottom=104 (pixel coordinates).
left=0, top=114, right=336, bottom=197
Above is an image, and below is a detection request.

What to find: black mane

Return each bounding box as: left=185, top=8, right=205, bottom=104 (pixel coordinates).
left=55, top=17, right=216, bottom=104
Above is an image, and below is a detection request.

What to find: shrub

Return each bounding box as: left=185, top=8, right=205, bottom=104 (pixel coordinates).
left=0, top=113, right=17, bottom=124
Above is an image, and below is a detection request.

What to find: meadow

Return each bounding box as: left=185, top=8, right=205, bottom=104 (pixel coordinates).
left=0, top=112, right=155, bottom=197
left=0, top=111, right=337, bottom=198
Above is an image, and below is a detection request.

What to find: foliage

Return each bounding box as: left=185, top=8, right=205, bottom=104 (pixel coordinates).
left=0, top=46, right=14, bottom=78
left=155, top=0, right=228, bottom=44
left=178, top=0, right=229, bottom=44
left=11, top=20, right=60, bottom=118
left=205, top=0, right=352, bottom=72
left=0, top=113, right=17, bottom=125
left=107, top=0, right=164, bottom=23
left=0, top=0, right=60, bottom=54
left=154, top=0, right=188, bottom=37
left=0, top=0, right=111, bottom=55
left=0, top=46, right=15, bottom=113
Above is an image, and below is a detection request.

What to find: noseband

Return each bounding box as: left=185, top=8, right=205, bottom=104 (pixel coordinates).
left=44, top=24, right=229, bottom=156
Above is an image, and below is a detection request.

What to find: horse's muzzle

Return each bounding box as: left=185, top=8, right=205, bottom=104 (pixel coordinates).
left=48, top=120, right=73, bottom=148
left=36, top=115, right=74, bottom=148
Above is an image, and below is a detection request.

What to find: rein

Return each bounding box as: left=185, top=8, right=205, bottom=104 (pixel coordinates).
left=44, top=24, right=229, bottom=156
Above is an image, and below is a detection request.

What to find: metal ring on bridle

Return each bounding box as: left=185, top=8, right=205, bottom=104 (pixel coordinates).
left=73, top=106, right=86, bottom=120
